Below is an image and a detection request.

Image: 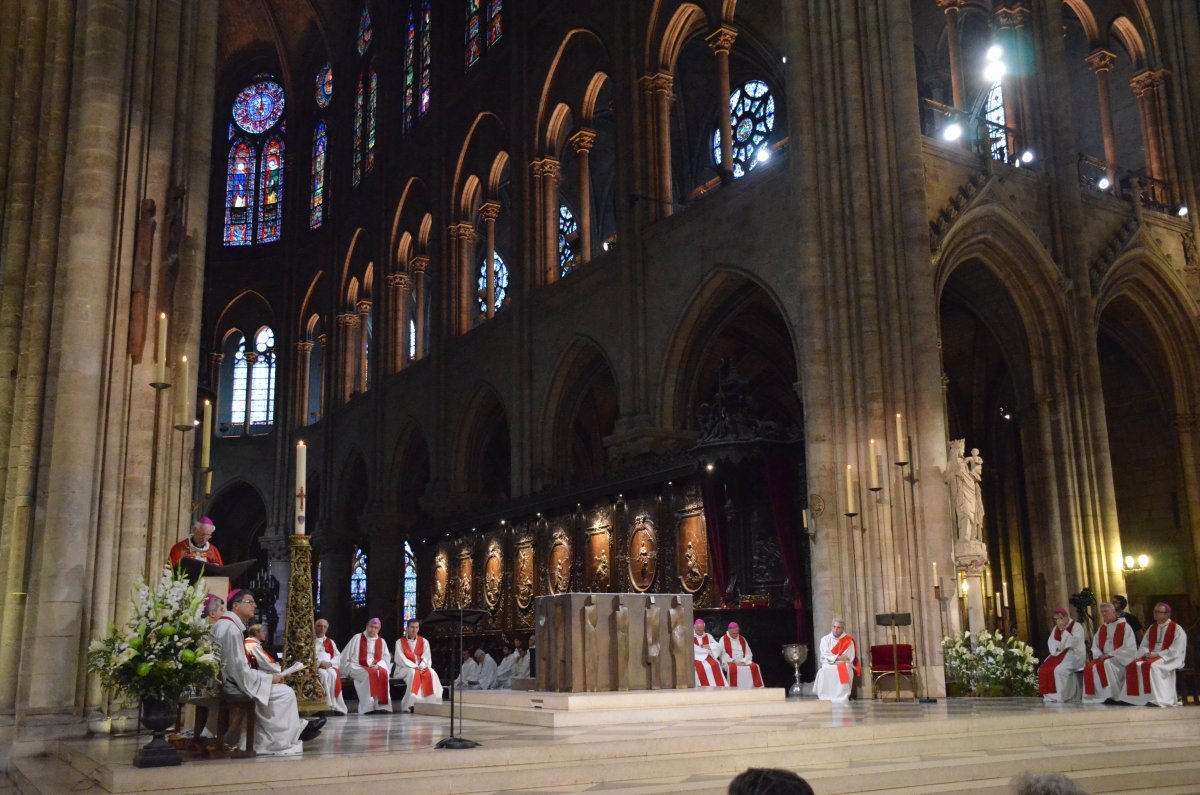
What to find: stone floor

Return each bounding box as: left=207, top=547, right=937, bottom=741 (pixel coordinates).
left=10, top=697, right=1200, bottom=794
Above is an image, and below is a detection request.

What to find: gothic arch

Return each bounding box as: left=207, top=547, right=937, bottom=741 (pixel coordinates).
left=206, top=479, right=269, bottom=565
left=297, top=271, right=327, bottom=337
left=1063, top=0, right=1100, bottom=44
left=452, top=112, right=509, bottom=213
left=387, top=420, right=431, bottom=519
left=212, top=289, right=273, bottom=349
left=340, top=227, right=371, bottom=304
left=389, top=177, right=431, bottom=268
left=645, top=2, right=712, bottom=73
left=535, top=29, right=611, bottom=153
left=538, top=336, right=621, bottom=487
left=454, top=383, right=511, bottom=504
left=1109, top=15, right=1148, bottom=69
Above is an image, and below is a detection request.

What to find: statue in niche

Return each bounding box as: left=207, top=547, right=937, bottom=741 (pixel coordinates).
left=583, top=595, right=599, bottom=692
left=433, top=557, right=447, bottom=608
left=553, top=550, right=569, bottom=593
left=155, top=185, right=185, bottom=317
left=669, top=595, right=691, bottom=688
left=684, top=541, right=702, bottom=588
left=644, top=596, right=663, bottom=690
left=127, top=198, right=156, bottom=363
left=516, top=548, right=533, bottom=608
left=638, top=539, right=651, bottom=580
left=484, top=562, right=501, bottom=609
left=595, top=547, right=609, bottom=585
left=946, top=439, right=985, bottom=543
left=613, top=595, right=629, bottom=691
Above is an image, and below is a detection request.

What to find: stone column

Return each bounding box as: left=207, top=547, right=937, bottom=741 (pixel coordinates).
left=529, top=160, right=548, bottom=281
left=480, top=200, right=500, bottom=317
left=569, top=128, right=596, bottom=263
left=1174, top=414, right=1200, bottom=597
left=241, top=350, right=258, bottom=431
left=651, top=72, right=675, bottom=215
left=1085, top=49, right=1119, bottom=186
left=938, top=0, right=966, bottom=109
left=540, top=159, right=561, bottom=283
left=318, top=541, right=353, bottom=639
left=384, top=273, right=401, bottom=374
left=260, top=534, right=291, bottom=641
left=364, top=517, right=403, bottom=640
left=637, top=75, right=662, bottom=222
left=1130, top=69, right=1174, bottom=204
left=335, top=311, right=358, bottom=403
left=293, top=341, right=313, bottom=427
left=390, top=273, right=412, bottom=370
left=452, top=223, right=477, bottom=332
left=411, top=256, right=428, bottom=357
left=994, top=5, right=1034, bottom=158
left=706, top=25, right=738, bottom=184
left=355, top=300, right=371, bottom=393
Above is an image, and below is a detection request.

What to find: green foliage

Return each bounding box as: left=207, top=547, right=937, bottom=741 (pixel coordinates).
left=942, top=629, right=1038, bottom=697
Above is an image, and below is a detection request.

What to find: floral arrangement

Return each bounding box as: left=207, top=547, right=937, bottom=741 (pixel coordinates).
left=942, top=629, right=1038, bottom=697
left=87, top=567, right=220, bottom=704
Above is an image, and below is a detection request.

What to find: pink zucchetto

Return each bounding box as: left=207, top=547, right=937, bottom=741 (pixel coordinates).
left=1053, top=608, right=1068, bottom=616
left=727, top=622, right=739, bottom=630
left=194, top=516, right=215, bottom=530
left=694, top=619, right=705, bottom=627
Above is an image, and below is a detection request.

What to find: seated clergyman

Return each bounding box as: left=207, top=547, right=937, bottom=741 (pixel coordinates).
left=340, top=617, right=392, bottom=714
left=393, top=619, right=443, bottom=712
left=313, top=619, right=347, bottom=715
left=814, top=618, right=858, bottom=702
left=243, top=623, right=279, bottom=673
left=693, top=619, right=728, bottom=687
left=1038, top=608, right=1086, bottom=703
left=1082, top=602, right=1136, bottom=704
left=1120, top=602, right=1188, bottom=707
left=718, top=622, right=763, bottom=689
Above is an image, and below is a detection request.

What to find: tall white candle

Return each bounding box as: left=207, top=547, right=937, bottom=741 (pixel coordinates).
left=995, top=592, right=1002, bottom=613
left=845, top=465, right=858, bottom=515
left=174, top=356, right=189, bottom=428
left=295, top=441, right=307, bottom=535
left=155, top=313, right=168, bottom=385
left=868, top=439, right=881, bottom=489
left=200, top=399, right=212, bottom=468
left=1002, top=581, right=1009, bottom=607
left=801, top=508, right=809, bottom=529
left=895, top=412, right=908, bottom=464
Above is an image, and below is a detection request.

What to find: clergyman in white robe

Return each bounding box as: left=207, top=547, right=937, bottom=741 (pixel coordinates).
left=339, top=619, right=393, bottom=713
left=211, top=611, right=306, bottom=755
left=718, top=623, right=764, bottom=689
left=313, top=620, right=348, bottom=715
left=1039, top=609, right=1086, bottom=703
left=693, top=620, right=728, bottom=687
left=1082, top=604, right=1136, bottom=704
left=472, top=650, right=499, bottom=689
left=454, top=654, right=480, bottom=689
left=510, top=648, right=531, bottom=681
left=1121, top=603, right=1188, bottom=707
left=496, top=647, right=519, bottom=689
left=393, top=621, right=443, bottom=711
left=814, top=619, right=858, bottom=703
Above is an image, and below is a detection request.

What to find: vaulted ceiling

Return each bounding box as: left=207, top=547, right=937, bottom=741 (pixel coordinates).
left=218, top=0, right=347, bottom=95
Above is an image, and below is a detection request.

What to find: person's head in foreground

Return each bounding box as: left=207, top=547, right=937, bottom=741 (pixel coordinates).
left=1011, top=772, right=1086, bottom=795
left=728, top=768, right=814, bottom=795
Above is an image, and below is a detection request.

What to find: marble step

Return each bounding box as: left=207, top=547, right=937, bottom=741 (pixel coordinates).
left=8, top=753, right=94, bottom=795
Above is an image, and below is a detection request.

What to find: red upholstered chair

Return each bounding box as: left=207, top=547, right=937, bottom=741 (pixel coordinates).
left=870, top=644, right=915, bottom=700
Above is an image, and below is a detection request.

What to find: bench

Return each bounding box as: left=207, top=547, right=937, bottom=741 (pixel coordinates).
left=187, top=691, right=256, bottom=758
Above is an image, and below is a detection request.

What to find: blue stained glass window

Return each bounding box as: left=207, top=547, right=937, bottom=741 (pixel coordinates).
left=315, top=560, right=322, bottom=605
left=257, top=137, right=283, bottom=243
left=233, top=80, right=285, bottom=134
left=357, top=7, right=373, bottom=56
left=477, top=252, right=509, bottom=314
left=466, top=0, right=482, bottom=68
left=316, top=63, right=333, bottom=108
left=228, top=122, right=235, bottom=141
left=231, top=336, right=248, bottom=424
left=487, top=0, right=503, bottom=46
left=420, top=2, right=432, bottom=114
left=310, top=121, right=327, bottom=229
left=249, top=327, right=276, bottom=425
left=353, top=73, right=364, bottom=186
left=984, top=80, right=1008, bottom=162
left=711, top=79, right=775, bottom=179
left=404, top=10, right=416, bottom=131
left=350, top=547, right=368, bottom=607
left=403, top=541, right=418, bottom=623
left=558, top=204, right=578, bottom=276
left=366, top=69, right=378, bottom=173
left=224, top=141, right=256, bottom=246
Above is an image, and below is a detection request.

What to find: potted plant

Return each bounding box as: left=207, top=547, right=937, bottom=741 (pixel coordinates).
left=88, top=567, right=220, bottom=767
left=942, top=630, right=1037, bottom=697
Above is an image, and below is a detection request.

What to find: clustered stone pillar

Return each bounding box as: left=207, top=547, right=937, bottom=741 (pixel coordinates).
left=411, top=256, right=428, bottom=357
left=336, top=311, right=359, bottom=403
left=651, top=73, right=675, bottom=215
left=293, top=341, right=313, bottom=427
left=1085, top=49, right=1120, bottom=187
left=636, top=75, right=662, bottom=222
left=540, top=159, right=561, bottom=283
left=389, top=272, right=412, bottom=371
left=451, top=222, right=477, bottom=333
left=569, top=128, right=596, bottom=264
left=706, top=25, right=738, bottom=184
left=938, top=0, right=967, bottom=109
left=356, top=299, right=371, bottom=392
left=480, top=200, right=501, bottom=316
left=1130, top=69, right=1174, bottom=204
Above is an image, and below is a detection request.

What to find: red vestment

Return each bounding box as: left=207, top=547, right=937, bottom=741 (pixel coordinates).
left=399, top=636, right=434, bottom=697
left=358, top=636, right=390, bottom=705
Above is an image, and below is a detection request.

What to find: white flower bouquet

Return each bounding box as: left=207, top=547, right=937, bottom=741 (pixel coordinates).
left=87, top=567, right=220, bottom=704
left=942, top=629, right=1037, bottom=697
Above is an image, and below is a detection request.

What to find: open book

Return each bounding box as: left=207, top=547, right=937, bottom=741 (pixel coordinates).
left=280, top=661, right=306, bottom=677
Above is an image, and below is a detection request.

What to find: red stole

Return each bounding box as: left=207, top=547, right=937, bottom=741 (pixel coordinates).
left=722, top=635, right=763, bottom=688
left=1126, top=621, right=1177, bottom=697
left=694, top=634, right=724, bottom=685
left=400, top=636, right=434, bottom=697
left=1083, top=622, right=1125, bottom=696
left=358, top=635, right=389, bottom=705
left=830, top=635, right=859, bottom=684
left=1039, top=622, right=1076, bottom=695
left=318, top=637, right=342, bottom=699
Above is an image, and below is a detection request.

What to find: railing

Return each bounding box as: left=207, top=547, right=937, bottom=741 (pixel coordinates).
left=920, top=98, right=1027, bottom=169
left=1076, top=153, right=1171, bottom=213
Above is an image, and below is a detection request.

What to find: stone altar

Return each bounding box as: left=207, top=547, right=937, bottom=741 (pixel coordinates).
left=535, top=593, right=694, bottom=692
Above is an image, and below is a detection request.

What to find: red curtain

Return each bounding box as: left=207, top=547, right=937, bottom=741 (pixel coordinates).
left=764, top=449, right=806, bottom=644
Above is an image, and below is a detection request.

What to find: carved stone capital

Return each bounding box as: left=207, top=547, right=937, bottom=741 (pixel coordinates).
left=259, top=533, right=291, bottom=561
left=1085, top=49, right=1117, bottom=74
left=209, top=352, right=225, bottom=365
left=650, top=71, right=674, bottom=97
left=569, top=128, right=597, bottom=154
left=994, top=4, right=1029, bottom=29
left=411, top=255, right=429, bottom=275
left=705, top=25, right=737, bottom=55
left=389, top=272, right=412, bottom=292
left=243, top=350, right=259, bottom=365
left=450, top=222, right=476, bottom=242
left=479, top=199, right=501, bottom=222
left=1130, top=68, right=1169, bottom=98
left=336, top=311, right=359, bottom=328
left=355, top=300, right=372, bottom=315
left=532, top=158, right=561, bottom=179
left=936, top=0, right=964, bottom=13
left=294, top=340, right=314, bottom=353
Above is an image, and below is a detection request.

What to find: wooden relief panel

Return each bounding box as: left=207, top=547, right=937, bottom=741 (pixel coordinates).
left=483, top=541, right=503, bottom=611
left=549, top=527, right=571, bottom=594
left=432, top=550, right=448, bottom=609
left=456, top=549, right=473, bottom=608
left=628, top=515, right=657, bottom=592
left=586, top=526, right=611, bottom=591
left=676, top=507, right=709, bottom=594
left=515, top=540, right=535, bottom=610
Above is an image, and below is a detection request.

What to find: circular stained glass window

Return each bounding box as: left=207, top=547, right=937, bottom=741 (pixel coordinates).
left=711, top=79, right=775, bottom=179
left=477, top=252, right=509, bottom=314
left=233, top=79, right=285, bottom=134
left=315, top=63, right=333, bottom=108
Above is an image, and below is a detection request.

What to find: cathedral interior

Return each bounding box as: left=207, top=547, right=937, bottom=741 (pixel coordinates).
left=1, top=0, right=1198, bottom=755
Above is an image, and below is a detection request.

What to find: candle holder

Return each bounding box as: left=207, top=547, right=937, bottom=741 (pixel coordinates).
left=173, top=424, right=194, bottom=538
left=143, top=381, right=171, bottom=580
left=282, top=534, right=327, bottom=714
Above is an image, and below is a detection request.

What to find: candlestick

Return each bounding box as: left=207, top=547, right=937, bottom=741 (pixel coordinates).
left=173, top=356, right=190, bottom=430
left=295, top=441, right=307, bottom=536
left=200, top=399, right=212, bottom=469
left=1002, top=581, right=1009, bottom=607
left=985, top=568, right=992, bottom=594
left=203, top=470, right=213, bottom=496
left=895, top=413, right=908, bottom=465
left=868, top=439, right=881, bottom=490
left=801, top=508, right=809, bottom=529
left=995, top=591, right=1002, bottom=614
left=932, top=561, right=937, bottom=582
left=845, top=465, right=858, bottom=516
left=154, top=313, right=169, bottom=386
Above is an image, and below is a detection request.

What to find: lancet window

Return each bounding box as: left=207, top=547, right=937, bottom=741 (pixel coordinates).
left=353, top=7, right=378, bottom=186
left=403, top=541, right=418, bottom=623
left=223, top=77, right=286, bottom=245
left=350, top=547, right=368, bottom=607
left=466, top=0, right=502, bottom=68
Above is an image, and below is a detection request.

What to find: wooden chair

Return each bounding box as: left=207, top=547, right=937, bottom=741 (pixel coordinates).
left=870, top=643, right=915, bottom=700
left=1178, top=636, right=1199, bottom=706
left=188, top=691, right=256, bottom=758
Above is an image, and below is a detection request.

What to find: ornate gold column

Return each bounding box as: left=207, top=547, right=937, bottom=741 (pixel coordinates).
left=569, top=128, right=596, bottom=264
left=1085, top=49, right=1119, bottom=186
left=411, top=256, right=428, bottom=357
left=706, top=25, right=738, bottom=184
left=938, top=0, right=966, bottom=109
left=283, top=535, right=327, bottom=714
left=480, top=199, right=500, bottom=317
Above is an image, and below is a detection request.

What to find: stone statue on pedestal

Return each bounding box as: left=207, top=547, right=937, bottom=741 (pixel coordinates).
left=947, top=439, right=985, bottom=544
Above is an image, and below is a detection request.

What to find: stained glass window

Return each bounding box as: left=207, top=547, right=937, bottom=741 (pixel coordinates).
left=366, top=69, right=378, bottom=173
left=408, top=318, right=417, bottom=360
left=315, top=63, right=333, bottom=108
left=228, top=122, right=235, bottom=141
left=350, top=547, right=368, bottom=607
left=257, top=137, right=283, bottom=244
left=984, top=80, right=1008, bottom=162
left=233, top=79, right=286, bottom=134
left=487, top=0, right=503, bottom=46
left=420, top=2, right=432, bottom=114
left=230, top=336, right=248, bottom=425
left=711, top=79, right=775, bottom=179
left=466, top=0, right=482, bottom=68
left=404, top=10, right=416, bottom=131
left=310, top=122, right=327, bottom=229
left=356, top=7, right=373, bottom=56
left=558, top=204, right=578, bottom=276
left=224, top=141, right=256, bottom=246
left=249, top=327, right=276, bottom=425
left=403, top=541, right=418, bottom=623
left=353, top=73, right=364, bottom=186
left=477, top=252, right=509, bottom=314
left=315, top=561, right=322, bottom=605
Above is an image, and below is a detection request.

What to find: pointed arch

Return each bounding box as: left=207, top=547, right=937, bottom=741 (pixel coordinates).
left=1110, top=16, right=1148, bottom=70
left=648, top=2, right=709, bottom=73
left=297, top=271, right=327, bottom=337
left=534, top=29, right=611, bottom=152
left=451, top=112, right=510, bottom=213
left=388, top=419, right=431, bottom=518
left=1062, top=0, right=1099, bottom=44
left=213, top=289, right=274, bottom=349
left=538, top=336, right=621, bottom=487
left=340, top=227, right=369, bottom=302
left=454, top=382, right=511, bottom=502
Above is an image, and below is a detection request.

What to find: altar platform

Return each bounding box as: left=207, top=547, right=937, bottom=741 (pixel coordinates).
left=11, top=698, right=1200, bottom=795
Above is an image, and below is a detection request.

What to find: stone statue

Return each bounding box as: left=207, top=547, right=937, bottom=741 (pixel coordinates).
left=644, top=596, right=663, bottom=690
left=484, top=563, right=501, bottom=608
left=668, top=595, right=691, bottom=688
left=155, top=185, right=185, bottom=317
left=127, top=198, right=156, bottom=364
left=946, top=439, right=985, bottom=543
left=612, top=595, right=629, bottom=691
left=583, top=595, right=599, bottom=691
left=553, top=552, right=569, bottom=592
left=638, top=539, right=650, bottom=580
